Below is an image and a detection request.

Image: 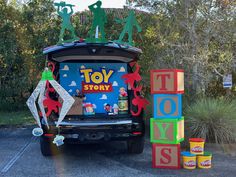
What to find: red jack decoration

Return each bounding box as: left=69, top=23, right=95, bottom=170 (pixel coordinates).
left=122, top=63, right=149, bottom=116
left=131, top=86, right=149, bottom=116
left=43, top=92, right=62, bottom=117
left=42, top=62, right=62, bottom=116
left=122, top=63, right=141, bottom=90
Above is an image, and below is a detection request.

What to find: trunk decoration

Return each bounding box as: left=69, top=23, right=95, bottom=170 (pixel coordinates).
left=122, top=63, right=149, bottom=116
left=26, top=67, right=75, bottom=134
left=43, top=62, right=62, bottom=117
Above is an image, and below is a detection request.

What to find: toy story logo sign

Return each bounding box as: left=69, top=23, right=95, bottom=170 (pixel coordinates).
left=80, top=68, right=114, bottom=93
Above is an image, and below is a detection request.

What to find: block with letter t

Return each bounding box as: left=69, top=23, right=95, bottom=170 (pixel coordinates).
left=152, top=143, right=181, bottom=169
left=153, top=94, right=182, bottom=119
left=150, top=117, right=184, bottom=144
left=150, top=69, right=184, bottom=94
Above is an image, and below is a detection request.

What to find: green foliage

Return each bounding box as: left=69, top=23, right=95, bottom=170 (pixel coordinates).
left=185, top=98, right=236, bottom=143
left=0, top=0, right=56, bottom=111
left=131, top=0, right=236, bottom=98
left=0, top=110, right=34, bottom=126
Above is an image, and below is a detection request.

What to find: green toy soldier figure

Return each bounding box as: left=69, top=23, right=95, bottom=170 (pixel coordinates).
left=54, top=1, right=77, bottom=44
left=116, top=10, right=142, bottom=46
left=87, top=0, right=107, bottom=42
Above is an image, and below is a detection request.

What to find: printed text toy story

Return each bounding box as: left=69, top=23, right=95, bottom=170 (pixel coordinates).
left=80, top=68, right=114, bottom=93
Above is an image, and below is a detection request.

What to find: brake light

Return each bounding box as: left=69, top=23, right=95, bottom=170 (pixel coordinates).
left=132, top=132, right=142, bottom=135
left=44, top=133, right=54, bottom=137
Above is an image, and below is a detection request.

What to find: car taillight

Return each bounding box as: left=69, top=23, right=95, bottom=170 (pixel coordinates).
left=132, top=131, right=142, bottom=135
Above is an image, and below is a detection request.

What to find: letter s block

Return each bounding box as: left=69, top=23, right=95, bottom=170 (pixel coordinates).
left=150, top=117, right=184, bottom=144
left=152, top=143, right=181, bottom=169
left=153, top=94, right=182, bottom=119
left=150, top=69, right=184, bottom=94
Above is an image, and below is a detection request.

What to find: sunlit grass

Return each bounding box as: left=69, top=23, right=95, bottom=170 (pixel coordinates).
left=0, top=110, right=35, bottom=126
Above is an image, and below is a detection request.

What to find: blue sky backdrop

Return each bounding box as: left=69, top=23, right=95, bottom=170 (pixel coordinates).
left=60, top=63, right=128, bottom=113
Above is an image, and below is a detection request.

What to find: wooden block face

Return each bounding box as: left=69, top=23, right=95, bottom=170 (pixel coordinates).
left=153, top=94, right=182, bottom=119
left=150, top=69, right=184, bottom=94
left=152, top=144, right=180, bottom=169
left=150, top=118, right=184, bottom=144
left=152, top=121, right=174, bottom=142
left=177, top=118, right=184, bottom=141
left=177, top=71, right=184, bottom=92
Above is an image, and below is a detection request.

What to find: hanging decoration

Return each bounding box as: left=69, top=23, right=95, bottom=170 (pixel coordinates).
left=131, top=86, right=149, bottom=116
left=115, top=10, right=142, bottom=46
left=26, top=68, right=75, bottom=131
left=42, top=62, right=62, bottom=117
left=121, top=63, right=149, bottom=116
left=122, top=63, right=142, bottom=90
left=53, top=135, right=65, bottom=147
left=54, top=1, right=78, bottom=44
left=87, top=0, right=107, bottom=43
left=32, top=127, right=44, bottom=137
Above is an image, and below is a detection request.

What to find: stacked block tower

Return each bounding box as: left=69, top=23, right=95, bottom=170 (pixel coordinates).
left=150, top=69, right=184, bottom=169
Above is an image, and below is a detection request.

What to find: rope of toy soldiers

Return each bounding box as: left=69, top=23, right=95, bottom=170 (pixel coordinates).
left=54, top=1, right=142, bottom=46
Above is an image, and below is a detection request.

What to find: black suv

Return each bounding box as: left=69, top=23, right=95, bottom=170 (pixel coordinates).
left=40, top=42, right=145, bottom=156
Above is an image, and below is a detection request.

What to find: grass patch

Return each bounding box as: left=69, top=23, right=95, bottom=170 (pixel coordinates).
left=0, top=110, right=35, bottom=126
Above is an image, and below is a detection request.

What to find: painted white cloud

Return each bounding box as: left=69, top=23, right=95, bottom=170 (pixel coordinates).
left=99, top=94, right=107, bottom=100
left=68, top=89, right=72, bottom=93
left=112, top=81, right=118, bottom=86
left=69, top=81, right=77, bottom=86
left=102, top=66, right=106, bottom=68
left=118, top=66, right=126, bottom=72
left=63, top=74, right=67, bottom=78
left=62, top=65, right=69, bottom=71
left=81, top=65, right=86, bottom=69
left=93, top=104, right=97, bottom=109
left=113, top=104, right=119, bottom=108
left=81, top=75, right=84, bottom=78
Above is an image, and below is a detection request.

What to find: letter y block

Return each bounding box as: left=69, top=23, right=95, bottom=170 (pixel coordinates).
left=150, top=117, right=184, bottom=144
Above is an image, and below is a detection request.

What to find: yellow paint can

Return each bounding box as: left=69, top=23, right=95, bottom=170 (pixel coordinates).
left=189, top=138, right=205, bottom=155
left=181, top=152, right=196, bottom=169
left=197, top=152, right=212, bottom=169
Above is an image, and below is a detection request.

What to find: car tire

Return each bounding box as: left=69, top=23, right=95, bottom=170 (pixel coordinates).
left=127, top=136, right=144, bottom=154
left=40, top=136, right=60, bottom=156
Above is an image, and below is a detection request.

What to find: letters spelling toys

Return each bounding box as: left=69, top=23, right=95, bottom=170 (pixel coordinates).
left=197, top=152, right=212, bottom=169
left=189, top=138, right=205, bottom=155
left=150, top=69, right=184, bottom=169
left=181, top=151, right=196, bottom=170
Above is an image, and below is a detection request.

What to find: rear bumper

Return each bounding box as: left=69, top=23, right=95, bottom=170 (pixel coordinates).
left=42, top=118, right=144, bottom=143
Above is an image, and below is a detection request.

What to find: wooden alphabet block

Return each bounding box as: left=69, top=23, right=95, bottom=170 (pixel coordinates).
left=153, top=94, right=182, bottom=119
left=152, top=143, right=181, bottom=169
left=150, top=69, right=184, bottom=94
left=150, top=117, right=184, bottom=144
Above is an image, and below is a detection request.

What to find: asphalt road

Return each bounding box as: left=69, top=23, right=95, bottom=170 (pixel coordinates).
left=0, top=128, right=236, bottom=177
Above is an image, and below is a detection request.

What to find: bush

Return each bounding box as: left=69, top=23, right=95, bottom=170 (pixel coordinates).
left=185, top=98, right=236, bottom=144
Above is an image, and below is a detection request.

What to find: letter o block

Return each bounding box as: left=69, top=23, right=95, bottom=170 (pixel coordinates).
left=152, top=143, right=181, bottom=169
left=150, top=117, right=184, bottom=144
left=150, top=69, right=184, bottom=94
left=153, top=94, right=182, bottom=119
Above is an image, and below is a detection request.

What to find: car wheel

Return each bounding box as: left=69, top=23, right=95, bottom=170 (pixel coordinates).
left=40, top=136, right=60, bottom=156
left=127, top=136, right=144, bottom=154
